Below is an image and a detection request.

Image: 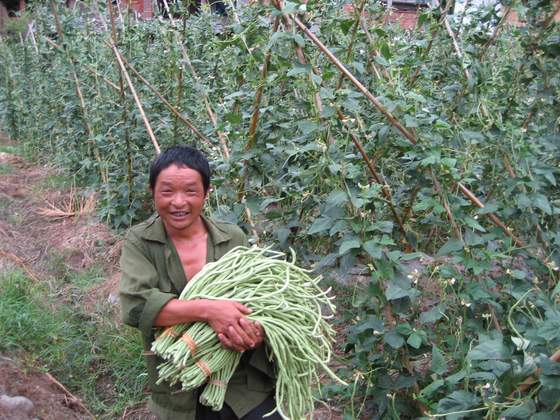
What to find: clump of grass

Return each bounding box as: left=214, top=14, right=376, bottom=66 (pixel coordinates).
left=0, top=270, right=146, bottom=416
left=0, top=162, right=13, bottom=174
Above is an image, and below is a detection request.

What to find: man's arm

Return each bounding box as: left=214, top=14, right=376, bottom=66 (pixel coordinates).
left=119, top=233, right=262, bottom=352
left=154, top=298, right=263, bottom=352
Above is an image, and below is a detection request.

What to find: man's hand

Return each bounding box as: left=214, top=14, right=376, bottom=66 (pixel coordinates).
left=203, top=300, right=264, bottom=352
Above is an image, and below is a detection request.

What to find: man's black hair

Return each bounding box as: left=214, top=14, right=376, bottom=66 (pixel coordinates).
left=149, top=145, right=211, bottom=193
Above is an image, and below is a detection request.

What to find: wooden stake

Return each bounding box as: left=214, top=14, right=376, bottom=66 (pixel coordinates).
left=335, top=0, right=368, bottom=91
left=117, top=52, right=214, bottom=149
left=289, top=14, right=418, bottom=144
left=109, top=42, right=161, bottom=154
left=245, top=17, right=280, bottom=151
left=337, top=109, right=409, bottom=241
left=161, top=1, right=230, bottom=159
left=45, top=372, right=95, bottom=419
left=45, top=37, right=120, bottom=91
left=431, top=169, right=462, bottom=242
left=0, top=250, right=41, bottom=283
left=280, top=4, right=534, bottom=257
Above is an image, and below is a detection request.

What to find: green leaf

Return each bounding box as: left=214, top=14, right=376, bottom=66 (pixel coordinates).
left=477, top=202, right=499, bottom=215
left=339, top=238, right=361, bottom=255
left=287, top=63, right=312, bottom=77
left=499, top=401, right=536, bottom=418
left=308, top=216, right=333, bottom=235
left=407, top=332, right=423, bottom=349
left=384, top=330, right=405, bottom=349
left=431, top=346, right=448, bottom=375
left=326, top=190, right=348, bottom=208
left=418, top=379, right=444, bottom=399
left=464, top=216, right=486, bottom=232
left=420, top=305, right=446, bottom=324
left=386, top=283, right=412, bottom=300
left=352, top=315, right=384, bottom=334
left=276, top=228, right=290, bottom=245
left=533, top=194, right=552, bottom=215
left=437, top=390, right=480, bottom=413
left=539, top=356, right=560, bottom=390
left=363, top=240, right=382, bottom=259
left=537, top=319, right=560, bottom=341
left=380, top=41, right=392, bottom=59
left=396, top=323, right=413, bottom=336
left=404, top=115, right=419, bottom=128
left=370, top=221, right=394, bottom=233
left=339, top=19, right=353, bottom=35
left=467, top=338, right=509, bottom=361
left=436, top=238, right=464, bottom=256
left=224, top=112, right=242, bottom=125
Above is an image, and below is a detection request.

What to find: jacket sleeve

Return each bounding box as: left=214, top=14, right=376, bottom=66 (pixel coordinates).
left=119, top=234, right=176, bottom=338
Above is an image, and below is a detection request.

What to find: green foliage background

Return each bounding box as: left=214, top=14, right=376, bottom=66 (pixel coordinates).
left=1, top=0, right=559, bottom=418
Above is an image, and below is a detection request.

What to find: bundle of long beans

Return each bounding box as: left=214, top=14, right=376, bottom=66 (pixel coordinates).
left=151, top=246, right=345, bottom=419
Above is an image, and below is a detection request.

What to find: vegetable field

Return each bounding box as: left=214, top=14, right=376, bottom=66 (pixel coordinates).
left=1, top=0, right=559, bottom=418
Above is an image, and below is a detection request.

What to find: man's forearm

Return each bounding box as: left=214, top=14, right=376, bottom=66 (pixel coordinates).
left=153, top=298, right=210, bottom=326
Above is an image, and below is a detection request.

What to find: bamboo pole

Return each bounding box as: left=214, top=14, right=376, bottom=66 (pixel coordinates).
left=107, top=0, right=134, bottom=204
left=117, top=52, right=214, bottom=149
left=479, top=6, right=511, bottom=59
left=245, top=17, right=280, bottom=151
left=280, top=5, right=534, bottom=254
left=456, top=182, right=527, bottom=248
left=48, top=2, right=108, bottom=184
left=109, top=42, right=161, bottom=154
left=273, top=0, right=324, bottom=118
left=431, top=169, right=462, bottom=242
left=439, top=6, right=471, bottom=81
left=337, top=109, right=408, bottom=239
left=359, top=18, right=388, bottom=81
left=290, top=14, right=418, bottom=144
left=45, top=37, right=119, bottom=91
left=335, top=0, right=368, bottom=91
left=162, top=0, right=230, bottom=159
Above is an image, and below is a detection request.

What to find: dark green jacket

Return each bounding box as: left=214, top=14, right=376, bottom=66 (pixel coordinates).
left=119, top=215, right=275, bottom=420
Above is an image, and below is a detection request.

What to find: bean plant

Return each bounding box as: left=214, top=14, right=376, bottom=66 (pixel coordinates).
left=0, top=0, right=559, bottom=418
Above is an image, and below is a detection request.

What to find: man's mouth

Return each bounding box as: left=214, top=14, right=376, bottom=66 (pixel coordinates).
left=171, top=211, right=189, bottom=218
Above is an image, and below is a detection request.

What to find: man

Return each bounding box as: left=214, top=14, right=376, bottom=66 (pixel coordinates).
left=119, top=146, right=278, bottom=419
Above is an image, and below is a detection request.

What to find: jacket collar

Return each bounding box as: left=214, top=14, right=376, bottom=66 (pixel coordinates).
left=140, top=214, right=231, bottom=245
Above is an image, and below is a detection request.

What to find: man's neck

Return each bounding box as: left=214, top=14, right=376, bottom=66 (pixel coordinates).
left=164, top=216, right=207, bottom=241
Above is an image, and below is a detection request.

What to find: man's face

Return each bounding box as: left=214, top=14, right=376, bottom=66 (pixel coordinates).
left=153, top=164, right=207, bottom=233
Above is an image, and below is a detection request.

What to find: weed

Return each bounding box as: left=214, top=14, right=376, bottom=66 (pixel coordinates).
left=0, top=162, right=13, bottom=174
left=0, top=270, right=146, bottom=416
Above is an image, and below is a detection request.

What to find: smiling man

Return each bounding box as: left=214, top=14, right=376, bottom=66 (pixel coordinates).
left=119, top=146, right=279, bottom=420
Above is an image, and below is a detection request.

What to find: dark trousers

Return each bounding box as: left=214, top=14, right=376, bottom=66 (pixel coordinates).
left=195, top=394, right=282, bottom=420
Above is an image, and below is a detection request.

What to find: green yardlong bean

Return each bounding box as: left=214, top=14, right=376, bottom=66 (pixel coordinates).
left=151, top=246, right=346, bottom=420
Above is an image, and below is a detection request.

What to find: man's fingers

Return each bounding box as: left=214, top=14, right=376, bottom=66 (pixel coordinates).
left=229, top=323, right=254, bottom=348
left=218, top=333, right=243, bottom=352
left=234, top=302, right=252, bottom=314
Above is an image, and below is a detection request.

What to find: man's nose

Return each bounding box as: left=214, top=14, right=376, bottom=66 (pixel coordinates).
left=171, top=192, right=187, bottom=206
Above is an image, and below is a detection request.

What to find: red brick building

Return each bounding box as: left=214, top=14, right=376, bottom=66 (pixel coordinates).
left=343, top=0, right=430, bottom=30
left=122, top=0, right=153, bottom=19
